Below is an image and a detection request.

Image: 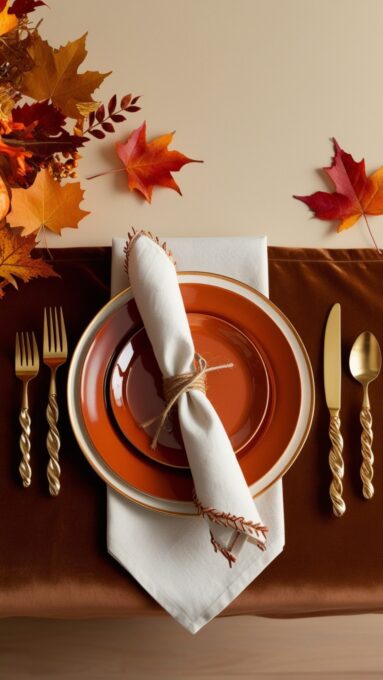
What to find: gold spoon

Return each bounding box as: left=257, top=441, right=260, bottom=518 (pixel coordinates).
left=349, top=331, right=382, bottom=499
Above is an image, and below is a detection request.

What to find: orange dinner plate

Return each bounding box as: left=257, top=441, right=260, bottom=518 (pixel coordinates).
left=107, top=313, right=270, bottom=468
left=75, top=278, right=311, bottom=505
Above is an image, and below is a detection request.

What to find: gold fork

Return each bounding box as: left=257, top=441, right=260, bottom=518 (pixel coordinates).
left=15, top=332, right=39, bottom=488
left=43, top=307, right=68, bottom=496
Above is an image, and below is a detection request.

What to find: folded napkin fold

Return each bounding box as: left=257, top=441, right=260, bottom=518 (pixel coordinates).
left=126, top=231, right=267, bottom=563
left=108, top=234, right=284, bottom=633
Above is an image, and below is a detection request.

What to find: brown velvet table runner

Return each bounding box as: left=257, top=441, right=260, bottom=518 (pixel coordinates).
left=1, top=245, right=383, bottom=619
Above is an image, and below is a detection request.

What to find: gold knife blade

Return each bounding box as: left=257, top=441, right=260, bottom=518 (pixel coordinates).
left=324, top=303, right=341, bottom=411
left=324, top=303, right=345, bottom=517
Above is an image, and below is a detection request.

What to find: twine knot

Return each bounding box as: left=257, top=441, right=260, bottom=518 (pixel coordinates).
left=141, top=353, right=233, bottom=450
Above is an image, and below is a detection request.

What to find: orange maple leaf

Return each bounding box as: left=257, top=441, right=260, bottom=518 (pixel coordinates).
left=115, top=121, right=202, bottom=202
left=0, top=222, right=58, bottom=297
left=8, top=169, right=90, bottom=235
left=0, top=174, right=10, bottom=220
left=0, top=1, right=17, bottom=36
left=0, top=118, right=33, bottom=184
left=0, top=139, right=32, bottom=184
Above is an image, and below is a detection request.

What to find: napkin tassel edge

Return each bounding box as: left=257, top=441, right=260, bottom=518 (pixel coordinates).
left=124, top=228, right=176, bottom=282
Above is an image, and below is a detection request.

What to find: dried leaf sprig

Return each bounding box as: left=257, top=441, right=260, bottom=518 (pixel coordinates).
left=83, top=94, right=141, bottom=139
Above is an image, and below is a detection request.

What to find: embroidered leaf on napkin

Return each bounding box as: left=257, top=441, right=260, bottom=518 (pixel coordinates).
left=8, top=169, right=90, bottom=235
left=115, top=121, right=202, bottom=202
left=20, top=34, right=111, bottom=119
left=294, top=139, right=383, bottom=251
left=0, top=222, right=58, bottom=297
left=0, top=1, right=17, bottom=35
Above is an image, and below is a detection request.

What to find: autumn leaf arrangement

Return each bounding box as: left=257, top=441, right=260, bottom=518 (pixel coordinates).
left=294, top=138, right=383, bottom=253
left=0, top=0, right=201, bottom=298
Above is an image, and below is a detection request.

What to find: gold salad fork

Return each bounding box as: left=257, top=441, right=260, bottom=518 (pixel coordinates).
left=43, top=307, right=68, bottom=496
left=15, top=332, right=39, bottom=488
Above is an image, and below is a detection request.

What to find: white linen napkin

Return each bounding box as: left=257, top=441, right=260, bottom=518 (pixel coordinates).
left=126, top=232, right=267, bottom=561
left=108, top=235, right=284, bottom=633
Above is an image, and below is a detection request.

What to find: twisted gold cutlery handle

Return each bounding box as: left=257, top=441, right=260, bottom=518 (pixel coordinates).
left=360, top=406, right=374, bottom=499
left=329, top=411, right=346, bottom=517
left=46, top=394, right=61, bottom=496
left=19, top=407, right=31, bottom=488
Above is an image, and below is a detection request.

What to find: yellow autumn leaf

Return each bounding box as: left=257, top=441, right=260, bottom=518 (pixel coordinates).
left=20, top=33, right=111, bottom=119
left=0, top=85, right=16, bottom=120
left=8, top=169, right=90, bottom=235
left=76, top=101, right=100, bottom=118
left=0, top=2, right=17, bottom=37
left=0, top=222, right=58, bottom=297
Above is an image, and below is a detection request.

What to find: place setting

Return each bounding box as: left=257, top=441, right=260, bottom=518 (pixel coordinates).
left=60, top=229, right=313, bottom=631
left=10, top=224, right=383, bottom=632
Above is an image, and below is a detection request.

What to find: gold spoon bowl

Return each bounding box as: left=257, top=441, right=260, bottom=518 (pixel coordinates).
left=349, top=331, right=382, bottom=499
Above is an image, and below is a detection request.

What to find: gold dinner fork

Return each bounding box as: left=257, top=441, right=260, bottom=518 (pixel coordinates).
left=43, top=307, right=68, bottom=496
left=15, top=332, right=39, bottom=488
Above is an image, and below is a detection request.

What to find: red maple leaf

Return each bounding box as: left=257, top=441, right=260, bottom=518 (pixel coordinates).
left=12, top=101, right=66, bottom=134
left=4, top=102, right=87, bottom=173
left=9, top=0, right=46, bottom=16
left=294, top=139, right=383, bottom=251
left=115, top=121, right=202, bottom=202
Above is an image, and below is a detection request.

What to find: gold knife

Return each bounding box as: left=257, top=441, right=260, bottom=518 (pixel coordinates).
left=324, top=303, right=346, bottom=517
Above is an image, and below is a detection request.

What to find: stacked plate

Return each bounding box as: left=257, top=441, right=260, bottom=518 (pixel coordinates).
left=67, top=272, right=315, bottom=515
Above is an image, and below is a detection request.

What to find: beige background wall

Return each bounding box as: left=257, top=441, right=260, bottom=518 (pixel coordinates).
left=37, top=0, right=383, bottom=249
left=4, top=1, right=383, bottom=678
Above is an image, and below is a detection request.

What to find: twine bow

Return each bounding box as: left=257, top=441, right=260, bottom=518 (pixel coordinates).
left=141, top=353, right=234, bottom=450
